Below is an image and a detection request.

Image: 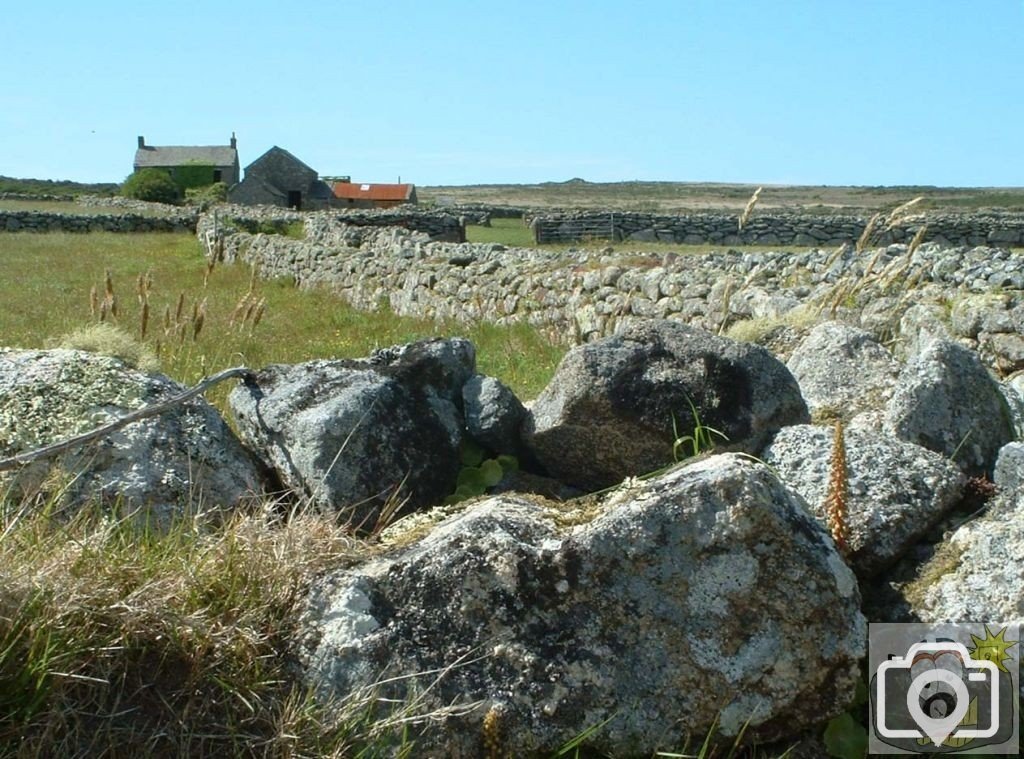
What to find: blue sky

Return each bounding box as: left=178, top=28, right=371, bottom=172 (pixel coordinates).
left=2, top=1, right=1022, bottom=186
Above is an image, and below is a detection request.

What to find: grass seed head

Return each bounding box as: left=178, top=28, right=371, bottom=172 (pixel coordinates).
left=824, top=420, right=850, bottom=558
left=738, top=186, right=763, bottom=231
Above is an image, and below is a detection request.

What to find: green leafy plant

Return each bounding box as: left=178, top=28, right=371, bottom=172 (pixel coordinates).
left=173, top=160, right=218, bottom=192
left=822, top=677, right=868, bottom=759
left=672, top=400, right=728, bottom=461
left=185, top=181, right=228, bottom=206
left=121, top=168, right=180, bottom=204
left=445, top=441, right=518, bottom=505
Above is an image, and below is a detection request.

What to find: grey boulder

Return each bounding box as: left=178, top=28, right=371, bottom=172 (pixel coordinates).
left=522, top=320, right=809, bottom=490
left=300, top=454, right=865, bottom=757
left=0, top=348, right=262, bottom=520
left=897, top=304, right=951, bottom=359
left=461, top=374, right=526, bottom=455
left=907, top=485, right=1024, bottom=624
left=762, top=425, right=965, bottom=577
left=786, top=321, right=900, bottom=420
left=228, top=338, right=475, bottom=528
left=884, top=338, right=1015, bottom=476
left=994, top=442, right=1024, bottom=493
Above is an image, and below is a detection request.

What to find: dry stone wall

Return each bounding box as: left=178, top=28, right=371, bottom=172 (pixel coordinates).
left=202, top=204, right=465, bottom=242
left=198, top=210, right=1024, bottom=373
left=0, top=210, right=198, bottom=233
left=531, top=210, right=1024, bottom=247
left=0, top=202, right=465, bottom=240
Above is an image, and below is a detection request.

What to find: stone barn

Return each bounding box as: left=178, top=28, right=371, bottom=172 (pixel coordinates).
left=331, top=180, right=417, bottom=208
left=133, top=134, right=240, bottom=188
left=228, top=146, right=335, bottom=210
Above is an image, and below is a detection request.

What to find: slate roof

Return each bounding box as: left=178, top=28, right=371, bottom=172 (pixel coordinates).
left=134, top=145, right=238, bottom=169
left=332, top=182, right=415, bottom=201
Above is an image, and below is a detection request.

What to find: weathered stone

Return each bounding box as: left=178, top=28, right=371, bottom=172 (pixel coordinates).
left=950, top=292, right=1014, bottom=339
left=461, top=374, right=526, bottom=456
left=908, top=486, right=1024, bottom=624
left=884, top=338, right=1016, bottom=476
left=228, top=338, right=475, bottom=527
left=786, top=321, right=901, bottom=420
left=993, top=442, right=1024, bottom=493
left=300, top=454, right=865, bottom=756
left=979, top=331, right=1024, bottom=375
left=522, top=320, right=809, bottom=490
left=762, top=425, right=965, bottom=577
left=898, top=304, right=951, bottom=359
left=0, top=348, right=262, bottom=519
left=1004, top=373, right=1024, bottom=438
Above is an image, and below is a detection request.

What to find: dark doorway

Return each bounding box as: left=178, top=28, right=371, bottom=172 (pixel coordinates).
left=287, top=190, right=302, bottom=210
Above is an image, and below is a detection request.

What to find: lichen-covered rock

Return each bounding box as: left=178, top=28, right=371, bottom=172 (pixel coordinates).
left=0, top=348, right=262, bottom=519
left=907, top=486, right=1024, bottom=624
left=980, top=331, right=1024, bottom=375
left=884, top=338, right=1015, bottom=476
left=300, top=454, right=865, bottom=756
left=994, top=442, right=1024, bottom=493
left=898, top=304, right=951, bottom=359
left=228, top=338, right=475, bottom=527
left=950, top=292, right=1015, bottom=339
left=786, top=321, right=900, bottom=420
left=762, top=425, right=965, bottom=577
left=461, top=374, right=526, bottom=455
left=1002, top=374, right=1024, bottom=438
left=522, top=320, right=809, bottom=491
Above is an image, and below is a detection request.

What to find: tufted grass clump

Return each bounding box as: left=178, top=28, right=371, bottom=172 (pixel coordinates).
left=55, top=322, right=160, bottom=372
left=0, top=497, right=401, bottom=756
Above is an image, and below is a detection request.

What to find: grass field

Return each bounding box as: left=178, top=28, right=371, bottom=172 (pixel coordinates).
left=423, top=179, right=1024, bottom=213
left=0, top=232, right=564, bottom=402
left=0, top=199, right=177, bottom=217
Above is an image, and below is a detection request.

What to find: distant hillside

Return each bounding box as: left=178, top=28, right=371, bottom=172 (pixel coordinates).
left=0, top=176, right=119, bottom=197
left=419, top=180, right=1024, bottom=214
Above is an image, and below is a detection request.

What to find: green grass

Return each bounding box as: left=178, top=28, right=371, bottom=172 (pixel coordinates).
left=0, top=232, right=563, bottom=402
left=466, top=216, right=537, bottom=247
left=467, top=220, right=815, bottom=257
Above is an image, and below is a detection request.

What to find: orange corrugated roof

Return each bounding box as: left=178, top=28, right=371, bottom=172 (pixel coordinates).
left=332, top=182, right=413, bottom=201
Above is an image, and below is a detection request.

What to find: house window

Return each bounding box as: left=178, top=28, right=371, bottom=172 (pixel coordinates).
left=213, top=169, right=222, bottom=183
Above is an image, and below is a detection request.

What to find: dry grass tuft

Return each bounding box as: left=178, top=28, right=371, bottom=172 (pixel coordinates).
left=855, top=211, right=883, bottom=253
left=883, top=196, right=924, bottom=231
left=0, top=499, right=371, bottom=756
left=907, top=224, right=928, bottom=256
left=55, top=323, right=160, bottom=372
left=823, top=420, right=850, bottom=558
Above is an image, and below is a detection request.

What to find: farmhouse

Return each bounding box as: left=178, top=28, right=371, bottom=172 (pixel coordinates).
left=228, top=146, right=335, bottom=210
left=133, top=135, right=240, bottom=187
left=331, top=179, right=417, bottom=208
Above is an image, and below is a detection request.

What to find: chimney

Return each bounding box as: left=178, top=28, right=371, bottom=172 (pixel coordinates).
left=230, top=132, right=237, bottom=150
left=137, top=135, right=145, bottom=148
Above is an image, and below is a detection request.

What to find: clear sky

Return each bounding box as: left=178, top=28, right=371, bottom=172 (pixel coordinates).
left=2, top=1, right=1022, bottom=187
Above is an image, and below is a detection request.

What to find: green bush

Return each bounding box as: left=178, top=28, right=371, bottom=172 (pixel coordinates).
left=185, top=182, right=228, bottom=206
left=121, top=169, right=180, bottom=204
